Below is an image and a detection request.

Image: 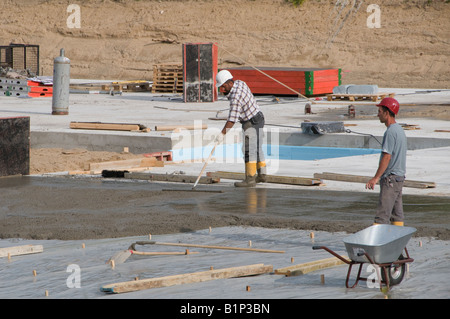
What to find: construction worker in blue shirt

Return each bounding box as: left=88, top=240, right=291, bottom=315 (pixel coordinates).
left=366, top=97, right=407, bottom=226
left=215, top=70, right=266, bottom=187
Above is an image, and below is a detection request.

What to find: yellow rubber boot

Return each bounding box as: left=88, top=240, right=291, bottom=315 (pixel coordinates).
left=391, top=221, right=404, bottom=226
left=256, top=161, right=267, bottom=183
left=235, top=162, right=257, bottom=187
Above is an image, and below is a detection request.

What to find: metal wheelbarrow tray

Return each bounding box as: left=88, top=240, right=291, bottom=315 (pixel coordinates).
left=313, top=224, right=416, bottom=290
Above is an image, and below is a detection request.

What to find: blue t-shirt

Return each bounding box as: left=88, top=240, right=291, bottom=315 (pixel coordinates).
left=380, top=123, right=407, bottom=178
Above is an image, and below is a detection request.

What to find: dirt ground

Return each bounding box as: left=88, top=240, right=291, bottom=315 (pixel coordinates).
left=1, top=0, right=449, bottom=89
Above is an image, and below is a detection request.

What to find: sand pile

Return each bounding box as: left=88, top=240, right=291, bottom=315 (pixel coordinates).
left=1, top=0, right=448, bottom=88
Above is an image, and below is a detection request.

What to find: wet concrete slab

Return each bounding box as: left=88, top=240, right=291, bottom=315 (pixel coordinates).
left=1, top=175, right=448, bottom=241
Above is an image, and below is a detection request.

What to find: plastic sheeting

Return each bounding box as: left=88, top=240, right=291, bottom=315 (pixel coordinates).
left=0, top=226, right=448, bottom=299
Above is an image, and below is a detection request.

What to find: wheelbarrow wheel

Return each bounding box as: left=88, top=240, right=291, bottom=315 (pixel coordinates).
left=381, top=255, right=406, bottom=286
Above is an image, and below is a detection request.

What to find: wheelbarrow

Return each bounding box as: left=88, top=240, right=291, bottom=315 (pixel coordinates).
left=313, top=224, right=416, bottom=290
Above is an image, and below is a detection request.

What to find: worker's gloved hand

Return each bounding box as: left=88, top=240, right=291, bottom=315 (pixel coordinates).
left=215, top=133, right=225, bottom=144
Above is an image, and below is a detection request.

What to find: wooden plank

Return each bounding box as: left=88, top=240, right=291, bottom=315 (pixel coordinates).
left=100, top=263, right=273, bottom=294
left=88, top=157, right=162, bottom=171
left=69, top=121, right=150, bottom=132
left=0, top=245, right=43, bottom=258
left=314, top=172, right=436, bottom=189
left=274, top=256, right=347, bottom=277
left=125, top=172, right=219, bottom=184
left=208, top=171, right=322, bottom=186
left=434, top=130, right=450, bottom=133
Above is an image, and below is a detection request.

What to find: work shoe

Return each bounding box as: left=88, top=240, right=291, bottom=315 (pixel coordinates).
left=234, top=175, right=257, bottom=187
left=256, top=174, right=266, bottom=183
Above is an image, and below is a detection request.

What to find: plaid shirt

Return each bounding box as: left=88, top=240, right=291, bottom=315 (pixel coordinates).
left=226, top=80, right=261, bottom=123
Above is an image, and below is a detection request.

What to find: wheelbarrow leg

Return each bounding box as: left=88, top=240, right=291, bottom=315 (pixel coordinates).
left=345, top=263, right=364, bottom=288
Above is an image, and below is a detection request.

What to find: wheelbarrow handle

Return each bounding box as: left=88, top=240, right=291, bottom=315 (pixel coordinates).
left=312, top=246, right=351, bottom=264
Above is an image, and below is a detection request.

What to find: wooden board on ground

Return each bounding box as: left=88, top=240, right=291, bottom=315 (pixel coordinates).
left=100, top=263, right=273, bottom=294
left=125, top=172, right=220, bottom=184
left=70, top=121, right=150, bottom=132
left=314, top=172, right=436, bottom=189
left=274, top=256, right=348, bottom=277
left=0, top=245, right=43, bottom=258
left=208, top=171, right=322, bottom=186
left=326, top=92, right=395, bottom=102
left=88, top=157, right=163, bottom=172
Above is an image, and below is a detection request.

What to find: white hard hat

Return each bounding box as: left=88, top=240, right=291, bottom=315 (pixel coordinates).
left=216, top=70, right=233, bottom=87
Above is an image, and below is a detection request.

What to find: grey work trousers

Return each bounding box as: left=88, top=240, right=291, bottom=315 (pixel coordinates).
left=241, top=112, right=265, bottom=165
left=374, top=174, right=405, bottom=224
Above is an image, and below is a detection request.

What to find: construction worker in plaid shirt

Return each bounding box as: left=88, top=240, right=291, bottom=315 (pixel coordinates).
left=216, top=70, right=266, bottom=187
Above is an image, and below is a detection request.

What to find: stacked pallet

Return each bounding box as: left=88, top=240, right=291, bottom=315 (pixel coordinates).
left=226, top=67, right=341, bottom=96
left=0, top=77, right=52, bottom=97
left=152, top=63, right=183, bottom=93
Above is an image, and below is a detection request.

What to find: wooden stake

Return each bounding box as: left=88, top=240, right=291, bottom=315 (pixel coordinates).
left=45, top=290, right=49, bottom=297
left=246, top=285, right=251, bottom=292
left=82, top=243, right=85, bottom=249
left=33, top=270, right=37, bottom=277
left=321, top=274, right=325, bottom=285
left=110, top=260, right=115, bottom=269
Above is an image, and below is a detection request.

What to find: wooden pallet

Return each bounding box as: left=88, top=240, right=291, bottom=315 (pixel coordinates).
left=152, top=63, right=183, bottom=93
left=326, top=92, right=395, bottom=102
